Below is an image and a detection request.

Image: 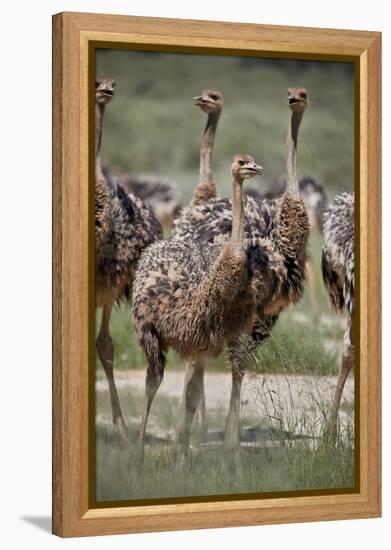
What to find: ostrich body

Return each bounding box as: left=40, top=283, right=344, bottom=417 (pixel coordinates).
left=132, top=155, right=268, bottom=458
left=247, top=175, right=327, bottom=312
left=95, top=76, right=162, bottom=434
left=105, top=168, right=181, bottom=231
left=173, top=88, right=310, bottom=447
left=321, top=192, right=354, bottom=436
left=247, top=175, right=327, bottom=234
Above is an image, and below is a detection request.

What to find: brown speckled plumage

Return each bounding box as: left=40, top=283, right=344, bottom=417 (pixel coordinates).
left=321, top=192, right=354, bottom=316
left=134, top=240, right=248, bottom=359
left=174, top=194, right=275, bottom=244
left=103, top=166, right=181, bottom=231
left=321, top=192, right=355, bottom=439
left=95, top=181, right=162, bottom=303
left=247, top=175, right=327, bottom=233
left=174, top=193, right=304, bottom=317
left=247, top=175, right=326, bottom=314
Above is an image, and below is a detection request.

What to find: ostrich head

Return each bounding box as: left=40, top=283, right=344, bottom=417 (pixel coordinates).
left=287, top=87, right=308, bottom=113
left=95, top=76, right=116, bottom=105
left=232, top=154, right=263, bottom=181
left=193, top=88, right=224, bottom=114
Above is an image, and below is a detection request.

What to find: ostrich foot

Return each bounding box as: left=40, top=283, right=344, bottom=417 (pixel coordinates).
left=222, top=445, right=241, bottom=472
left=223, top=429, right=241, bottom=451
left=322, top=419, right=339, bottom=446
left=223, top=435, right=241, bottom=471
left=191, top=423, right=208, bottom=445
left=128, top=439, right=146, bottom=472
left=114, top=417, right=128, bottom=444
left=171, top=443, right=193, bottom=470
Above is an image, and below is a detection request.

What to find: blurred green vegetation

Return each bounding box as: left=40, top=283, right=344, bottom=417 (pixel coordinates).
left=97, top=49, right=355, bottom=203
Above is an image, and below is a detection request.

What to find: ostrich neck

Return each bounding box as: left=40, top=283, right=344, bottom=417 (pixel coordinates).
left=95, top=102, right=105, bottom=178
left=229, top=174, right=245, bottom=253
left=194, top=172, right=245, bottom=319
left=199, top=111, right=220, bottom=185
left=286, top=110, right=303, bottom=193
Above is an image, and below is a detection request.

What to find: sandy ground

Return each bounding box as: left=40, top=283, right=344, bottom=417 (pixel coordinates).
left=96, top=370, right=354, bottom=440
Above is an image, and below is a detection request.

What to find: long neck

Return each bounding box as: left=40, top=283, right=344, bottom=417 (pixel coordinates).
left=286, top=110, right=303, bottom=193
left=276, top=109, right=310, bottom=260
left=229, top=173, right=245, bottom=253
left=199, top=111, right=220, bottom=185
left=194, top=172, right=246, bottom=316
left=95, top=102, right=105, bottom=179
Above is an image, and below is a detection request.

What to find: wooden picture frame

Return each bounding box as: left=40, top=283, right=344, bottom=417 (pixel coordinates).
left=52, top=11, right=381, bottom=537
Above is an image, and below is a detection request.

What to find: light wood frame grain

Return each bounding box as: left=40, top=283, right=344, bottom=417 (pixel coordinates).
left=52, top=11, right=381, bottom=537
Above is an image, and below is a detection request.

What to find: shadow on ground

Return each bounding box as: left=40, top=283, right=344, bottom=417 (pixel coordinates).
left=21, top=516, right=51, bottom=534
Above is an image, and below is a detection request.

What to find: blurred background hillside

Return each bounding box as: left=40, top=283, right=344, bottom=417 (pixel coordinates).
left=97, top=49, right=355, bottom=203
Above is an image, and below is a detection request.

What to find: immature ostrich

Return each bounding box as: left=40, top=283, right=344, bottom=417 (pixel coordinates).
left=132, top=154, right=267, bottom=459
left=321, top=192, right=354, bottom=439
left=95, top=76, right=162, bottom=435
left=173, top=88, right=310, bottom=447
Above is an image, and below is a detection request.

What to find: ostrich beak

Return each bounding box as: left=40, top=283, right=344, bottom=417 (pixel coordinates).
left=245, top=163, right=263, bottom=176
left=287, top=95, right=304, bottom=106
left=251, top=163, right=264, bottom=175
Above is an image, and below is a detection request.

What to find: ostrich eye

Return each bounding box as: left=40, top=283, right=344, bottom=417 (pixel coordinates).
left=95, top=81, right=99, bottom=88
left=238, top=160, right=245, bottom=166
left=210, top=94, right=218, bottom=100
left=300, top=92, right=307, bottom=99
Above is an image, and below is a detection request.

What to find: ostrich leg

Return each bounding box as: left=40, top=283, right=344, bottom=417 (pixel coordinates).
left=224, top=343, right=246, bottom=449
left=177, top=360, right=205, bottom=459
left=136, top=331, right=166, bottom=462
left=96, top=298, right=126, bottom=437
left=326, top=316, right=354, bottom=442
left=195, top=389, right=208, bottom=438
left=224, top=317, right=278, bottom=449
left=180, top=361, right=208, bottom=441
left=136, top=367, right=163, bottom=462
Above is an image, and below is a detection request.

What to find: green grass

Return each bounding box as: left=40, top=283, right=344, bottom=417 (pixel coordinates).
left=250, top=320, right=340, bottom=376
left=95, top=386, right=354, bottom=502
left=96, top=440, right=354, bottom=502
